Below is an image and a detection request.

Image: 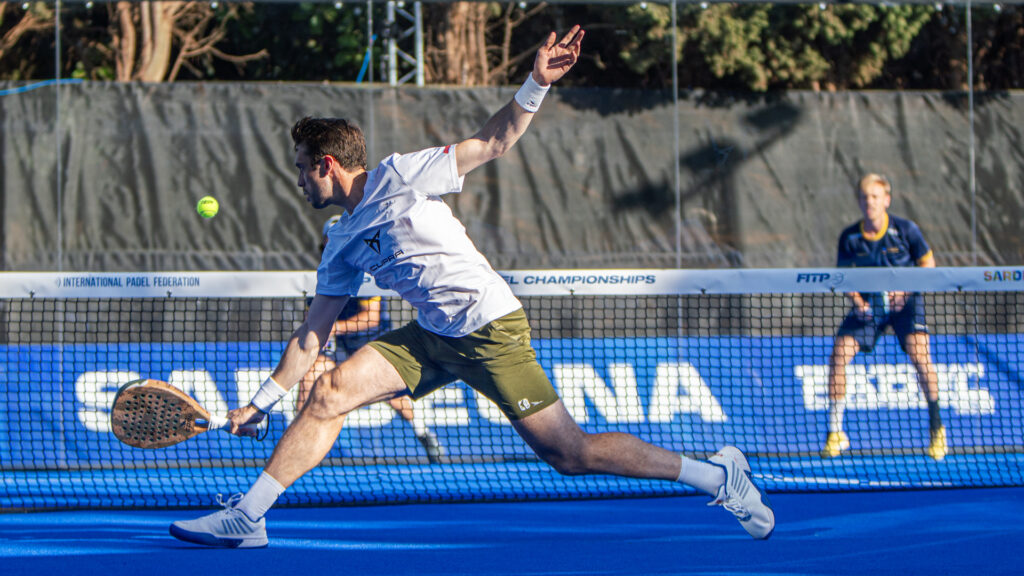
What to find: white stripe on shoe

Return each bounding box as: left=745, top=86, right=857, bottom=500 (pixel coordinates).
left=170, top=493, right=269, bottom=548
left=707, top=446, right=775, bottom=540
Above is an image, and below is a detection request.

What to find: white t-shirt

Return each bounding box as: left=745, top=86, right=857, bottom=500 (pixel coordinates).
left=316, top=146, right=522, bottom=337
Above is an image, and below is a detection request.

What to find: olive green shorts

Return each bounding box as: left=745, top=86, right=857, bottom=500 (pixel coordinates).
left=367, top=308, right=559, bottom=420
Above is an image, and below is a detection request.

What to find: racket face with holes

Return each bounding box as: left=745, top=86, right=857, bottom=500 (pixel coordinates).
left=111, top=379, right=213, bottom=448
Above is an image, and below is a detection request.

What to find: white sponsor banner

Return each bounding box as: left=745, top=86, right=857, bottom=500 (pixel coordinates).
left=1, top=266, right=1022, bottom=298
left=500, top=267, right=1024, bottom=296
left=0, top=271, right=318, bottom=299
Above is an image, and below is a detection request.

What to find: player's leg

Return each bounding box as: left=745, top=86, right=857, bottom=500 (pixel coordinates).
left=901, top=331, right=945, bottom=460
left=296, top=353, right=336, bottom=413
left=264, top=345, right=410, bottom=486
left=902, top=331, right=939, bottom=404
left=512, top=399, right=691, bottom=481
left=824, top=306, right=879, bottom=458
left=388, top=394, right=414, bottom=420
left=823, top=334, right=858, bottom=457
left=170, top=345, right=409, bottom=548
left=511, top=401, right=773, bottom=539
left=387, top=394, right=444, bottom=463
left=451, top=309, right=720, bottom=492
left=449, top=309, right=772, bottom=539
left=321, top=339, right=443, bottom=464
left=513, top=401, right=730, bottom=496
left=893, top=294, right=945, bottom=460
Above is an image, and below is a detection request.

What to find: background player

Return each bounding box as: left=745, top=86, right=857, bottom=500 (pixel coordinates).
left=822, top=173, right=946, bottom=461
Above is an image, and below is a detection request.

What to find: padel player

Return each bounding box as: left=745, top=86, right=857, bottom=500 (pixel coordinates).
left=821, top=173, right=946, bottom=461
left=170, top=26, right=774, bottom=548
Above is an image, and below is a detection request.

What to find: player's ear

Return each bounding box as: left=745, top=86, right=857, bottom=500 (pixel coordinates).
left=320, top=154, right=336, bottom=174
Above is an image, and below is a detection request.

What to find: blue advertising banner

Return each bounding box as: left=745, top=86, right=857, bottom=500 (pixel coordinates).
left=1, top=334, right=1019, bottom=470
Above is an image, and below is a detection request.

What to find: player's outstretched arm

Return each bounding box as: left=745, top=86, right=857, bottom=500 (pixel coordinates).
left=226, top=294, right=350, bottom=435
left=455, top=25, right=584, bottom=177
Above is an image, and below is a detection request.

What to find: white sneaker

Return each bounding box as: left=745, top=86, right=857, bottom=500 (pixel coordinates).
left=170, top=494, right=268, bottom=548
left=707, top=446, right=775, bottom=539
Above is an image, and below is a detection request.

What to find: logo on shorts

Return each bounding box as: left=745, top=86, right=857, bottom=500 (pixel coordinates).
left=363, top=230, right=382, bottom=254
left=518, top=398, right=544, bottom=411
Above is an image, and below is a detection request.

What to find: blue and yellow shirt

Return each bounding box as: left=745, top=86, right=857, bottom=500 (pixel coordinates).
left=836, top=214, right=932, bottom=317
left=836, top=214, right=932, bottom=269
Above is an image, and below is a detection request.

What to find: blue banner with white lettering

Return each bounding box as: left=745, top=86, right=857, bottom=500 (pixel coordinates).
left=1, top=335, right=1020, bottom=469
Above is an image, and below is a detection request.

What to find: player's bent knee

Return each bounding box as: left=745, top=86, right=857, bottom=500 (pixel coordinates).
left=533, top=439, right=592, bottom=476
left=306, top=367, right=359, bottom=419
left=540, top=452, right=588, bottom=476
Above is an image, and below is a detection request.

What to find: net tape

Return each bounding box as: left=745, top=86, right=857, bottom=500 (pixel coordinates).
left=1, top=267, right=1022, bottom=298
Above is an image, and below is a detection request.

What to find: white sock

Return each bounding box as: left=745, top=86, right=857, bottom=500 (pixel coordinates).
left=828, top=397, right=847, bottom=434
left=235, top=471, right=285, bottom=522
left=677, top=455, right=726, bottom=496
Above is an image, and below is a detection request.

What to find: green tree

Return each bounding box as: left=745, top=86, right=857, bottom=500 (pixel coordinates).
left=591, top=3, right=934, bottom=92
left=884, top=5, right=1023, bottom=90
left=970, top=6, right=1024, bottom=90
left=2, top=2, right=1021, bottom=90
left=216, top=2, right=369, bottom=81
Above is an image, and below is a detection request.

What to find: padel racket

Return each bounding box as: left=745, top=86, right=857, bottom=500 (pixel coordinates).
left=111, top=379, right=255, bottom=448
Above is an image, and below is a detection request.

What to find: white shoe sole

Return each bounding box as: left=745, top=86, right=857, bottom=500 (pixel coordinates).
left=169, top=522, right=268, bottom=548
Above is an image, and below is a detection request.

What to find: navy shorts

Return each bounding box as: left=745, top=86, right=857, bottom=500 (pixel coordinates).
left=837, top=292, right=928, bottom=353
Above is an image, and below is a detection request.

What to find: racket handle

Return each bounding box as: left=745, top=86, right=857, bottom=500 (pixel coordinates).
left=207, top=414, right=231, bottom=430
left=206, top=414, right=260, bottom=437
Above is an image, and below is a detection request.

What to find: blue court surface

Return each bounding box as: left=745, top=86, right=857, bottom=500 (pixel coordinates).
left=2, top=487, right=1021, bottom=576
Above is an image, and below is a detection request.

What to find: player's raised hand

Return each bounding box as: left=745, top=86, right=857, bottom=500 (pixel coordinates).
left=532, top=25, right=585, bottom=87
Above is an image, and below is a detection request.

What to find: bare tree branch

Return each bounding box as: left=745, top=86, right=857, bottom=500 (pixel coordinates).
left=92, top=2, right=264, bottom=82
left=0, top=4, right=53, bottom=63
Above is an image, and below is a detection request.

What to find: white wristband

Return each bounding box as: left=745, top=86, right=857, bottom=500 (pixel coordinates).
left=250, top=376, right=287, bottom=414
left=514, top=74, right=550, bottom=113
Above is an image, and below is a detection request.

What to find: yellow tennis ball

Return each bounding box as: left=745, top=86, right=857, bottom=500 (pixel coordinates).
left=196, top=196, right=219, bottom=219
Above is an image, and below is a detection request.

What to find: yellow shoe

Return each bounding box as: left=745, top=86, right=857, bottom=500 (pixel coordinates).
left=928, top=426, right=948, bottom=461
left=820, top=431, right=850, bottom=458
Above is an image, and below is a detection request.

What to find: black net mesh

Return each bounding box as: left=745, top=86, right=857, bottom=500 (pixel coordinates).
left=1, top=271, right=1021, bottom=509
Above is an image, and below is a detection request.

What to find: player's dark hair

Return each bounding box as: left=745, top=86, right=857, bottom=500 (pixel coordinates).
left=291, top=117, right=367, bottom=171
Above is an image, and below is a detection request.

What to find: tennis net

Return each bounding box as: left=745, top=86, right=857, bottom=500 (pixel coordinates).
left=1, top=267, right=1022, bottom=509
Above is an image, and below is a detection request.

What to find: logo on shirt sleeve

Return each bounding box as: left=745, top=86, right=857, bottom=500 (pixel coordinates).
left=363, top=230, right=382, bottom=254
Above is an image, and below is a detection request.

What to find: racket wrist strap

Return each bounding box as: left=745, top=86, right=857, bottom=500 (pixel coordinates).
left=250, top=376, right=287, bottom=414
left=514, top=73, right=550, bottom=113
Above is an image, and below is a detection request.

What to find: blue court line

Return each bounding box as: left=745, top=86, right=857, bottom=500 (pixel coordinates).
left=0, top=78, right=83, bottom=96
